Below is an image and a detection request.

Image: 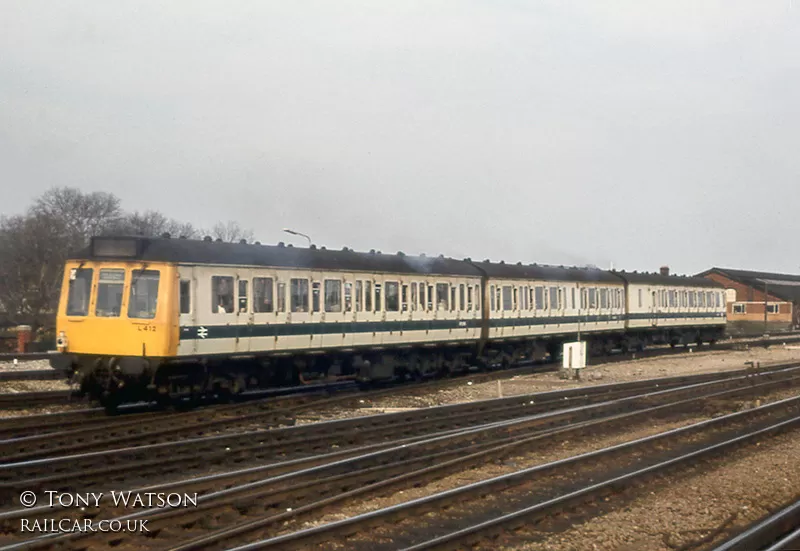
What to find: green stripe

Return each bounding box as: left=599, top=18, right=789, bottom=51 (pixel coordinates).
left=180, top=312, right=724, bottom=341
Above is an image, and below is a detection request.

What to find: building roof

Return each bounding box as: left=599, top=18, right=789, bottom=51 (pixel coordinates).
left=696, top=267, right=800, bottom=303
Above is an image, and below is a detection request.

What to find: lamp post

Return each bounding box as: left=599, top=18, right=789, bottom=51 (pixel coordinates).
left=283, top=228, right=312, bottom=247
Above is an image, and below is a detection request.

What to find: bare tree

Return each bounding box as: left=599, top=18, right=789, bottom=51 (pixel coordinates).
left=0, top=213, right=71, bottom=328
left=109, top=210, right=201, bottom=239
left=208, top=221, right=255, bottom=243
left=32, top=187, right=122, bottom=247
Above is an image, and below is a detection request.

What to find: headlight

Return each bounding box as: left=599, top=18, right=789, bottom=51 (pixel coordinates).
left=56, top=331, right=68, bottom=350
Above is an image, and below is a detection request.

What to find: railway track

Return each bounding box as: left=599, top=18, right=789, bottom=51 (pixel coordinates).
left=1, top=363, right=792, bottom=494
left=0, top=371, right=64, bottom=383
left=195, top=395, right=800, bottom=551
left=3, top=364, right=800, bottom=550
left=0, top=391, right=75, bottom=410
left=709, top=498, right=800, bottom=551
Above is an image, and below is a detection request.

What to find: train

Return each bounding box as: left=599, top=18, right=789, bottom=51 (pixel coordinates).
left=50, top=235, right=726, bottom=408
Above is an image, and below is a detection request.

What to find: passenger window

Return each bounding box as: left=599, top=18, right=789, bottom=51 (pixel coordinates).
left=324, top=280, right=342, bottom=312
left=356, top=280, right=363, bottom=312
left=96, top=269, right=125, bottom=317
left=374, top=283, right=382, bottom=312
left=129, top=270, right=160, bottom=319
left=365, top=281, right=373, bottom=311
left=475, top=285, right=481, bottom=311
left=558, top=288, right=563, bottom=310
left=435, top=283, right=449, bottom=311
left=66, top=268, right=93, bottom=316
left=411, top=283, right=417, bottom=311
left=238, top=280, right=249, bottom=313
left=401, top=284, right=408, bottom=311
left=467, top=286, right=473, bottom=311
left=212, top=276, right=234, bottom=314
left=513, top=287, right=518, bottom=310
left=450, top=286, right=456, bottom=312
left=571, top=288, right=576, bottom=310
left=534, top=287, right=544, bottom=310
left=600, top=288, right=608, bottom=309
left=312, top=282, right=321, bottom=312
left=490, top=285, right=496, bottom=311
left=179, top=280, right=191, bottom=315
left=502, top=286, right=513, bottom=311
left=638, top=289, right=643, bottom=308
left=344, top=282, right=353, bottom=312
left=290, top=279, right=309, bottom=312
left=385, top=281, right=399, bottom=312
left=277, top=282, right=286, bottom=312
left=420, top=283, right=427, bottom=310
left=588, top=288, right=597, bottom=309
left=253, top=278, right=274, bottom=313
left=459, top=284, right=465, bottom=310
left=550, top=287, right=558, bottom=310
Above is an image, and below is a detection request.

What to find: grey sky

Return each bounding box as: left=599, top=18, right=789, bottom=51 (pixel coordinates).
left=1, top=1, right=798, bottom=276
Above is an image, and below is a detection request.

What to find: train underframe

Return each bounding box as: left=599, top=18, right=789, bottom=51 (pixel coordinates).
left=56, top=325, right=725, bottom=410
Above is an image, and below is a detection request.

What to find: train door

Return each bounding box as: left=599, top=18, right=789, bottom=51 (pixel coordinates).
left=650, top=288, right=658, bottom=327
left=177, top=265, right=198, bottom=356
left=235, top=271, right=252, bottom=353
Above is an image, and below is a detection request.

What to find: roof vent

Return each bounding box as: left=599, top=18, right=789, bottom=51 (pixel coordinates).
left=203, top=236, right=212, bottom=242
left=499, top=260, right=505, bottom=264
left=161, top=232, right=171, bottom=239
left=438, top=254, right=444, bottom=259
left=254, top=241, right=261, bottom=245
left=517, top=261, right=522, bottom=266
left=397, top=251, right=405, bottom=256
left=278, top=241, right=285, bottom=247
left=377, top=250, right=382, bottom=255
left=310, top=244, right=317, bottom=249
left=420, top=253, right=426, bottom=257
left=215, top=238, right=223, bottom=243
left=179, top=235, right=187, bottom=239
left=370, top=249, right=376, bottom=254
left=342, top=246, right=349, bottom=251
left=239, top=239, right=247, bottom=244
left=320, top=246, right=326, bottom=250
left=660, top=266, right=670, bottom=276
left=287, top=244, right=293, bottom=247
left=484, top=259, right=490, bottom=262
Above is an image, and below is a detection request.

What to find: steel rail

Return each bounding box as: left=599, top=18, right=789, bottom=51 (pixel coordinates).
left=209, top=395, right=800, bottom=551
left=709, top=498, right=800, bottom=551
left=5, top=369, right=800, bottom=550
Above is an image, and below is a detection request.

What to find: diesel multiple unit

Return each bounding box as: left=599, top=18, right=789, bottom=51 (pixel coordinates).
left=52, top=236, right=726, bottom=407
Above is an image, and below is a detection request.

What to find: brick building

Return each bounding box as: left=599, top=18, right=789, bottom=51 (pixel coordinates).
left=696, top=268, right=800, bottom=335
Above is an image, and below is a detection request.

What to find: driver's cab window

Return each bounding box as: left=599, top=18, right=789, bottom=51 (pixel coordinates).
left=128, top=270, right=160, bottom=319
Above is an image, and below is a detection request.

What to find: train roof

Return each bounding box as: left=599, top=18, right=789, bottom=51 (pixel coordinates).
left=74, top=236, right=479, bottom=276
left=71, top=236, right=620, bottom=282
left=613, top=271, right=723, bottom=288
left=472, top=261, right=620, bottom=283
left=72, top=236, right=719, bottom=288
